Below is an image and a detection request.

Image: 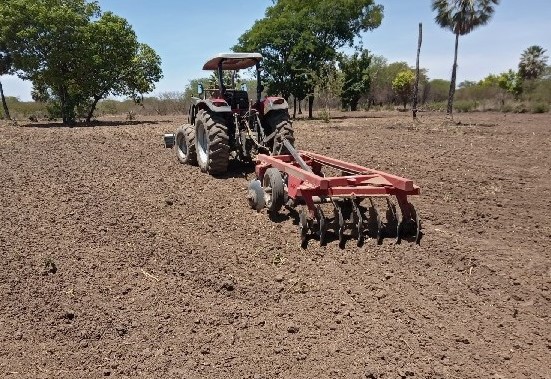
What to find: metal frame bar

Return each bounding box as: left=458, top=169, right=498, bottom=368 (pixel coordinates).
left=256, top=152, right=419, bottom=197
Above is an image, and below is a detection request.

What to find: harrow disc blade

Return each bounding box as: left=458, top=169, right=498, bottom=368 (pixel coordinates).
left=412, top=204, right=423, bottom=245
left=316, top=205, right=327, bottom=246
left=298, top=208, right=309, bottom=248
left=369, top=198, right=384, bottom=245
left=247, top=179, right=265, bottom=212
left=333, top=202, right=345, bottom=248
left=352, top=200, right=364, bottom=247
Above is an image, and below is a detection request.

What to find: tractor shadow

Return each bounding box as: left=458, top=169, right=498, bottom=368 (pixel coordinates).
left=216, top=159, right=256, bottom=179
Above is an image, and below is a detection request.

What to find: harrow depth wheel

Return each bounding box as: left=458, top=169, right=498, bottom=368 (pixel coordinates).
left=262, top=168, right=284, bottom=213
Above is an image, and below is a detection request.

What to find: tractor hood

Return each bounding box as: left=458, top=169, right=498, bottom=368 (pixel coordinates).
left=203, top=53, right=263, bottom=70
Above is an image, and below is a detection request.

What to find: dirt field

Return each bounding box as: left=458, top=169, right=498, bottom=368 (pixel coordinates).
left=1, top=111, right=550, bottom=378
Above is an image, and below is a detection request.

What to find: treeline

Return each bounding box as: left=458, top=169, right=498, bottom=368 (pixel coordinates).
left=4, top=51, right=549, bottom=121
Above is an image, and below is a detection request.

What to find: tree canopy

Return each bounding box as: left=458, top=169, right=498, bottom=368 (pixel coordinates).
left=518, top=45, right=549, bottom=81
left=0, top=0, right=162, bottom=123
left=234, top=0, right=383, bottom=118
left=392, top=70, right=415, bottom=109
left=339, top=50, right=371, bottom=111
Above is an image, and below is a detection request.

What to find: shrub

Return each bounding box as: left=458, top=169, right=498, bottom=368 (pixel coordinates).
left=453, top=100, right=477, bottom=112
left=530, top=102, right=549, bottom=113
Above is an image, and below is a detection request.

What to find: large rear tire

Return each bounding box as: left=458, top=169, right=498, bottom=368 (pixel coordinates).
left=175, top=125, right=197, bottom=165
left=195, top=110, right=230, bottom=175
left=265, top=110, right=295, bottom=155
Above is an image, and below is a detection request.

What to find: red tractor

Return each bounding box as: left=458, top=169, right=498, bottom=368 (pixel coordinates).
left=173, top=53, right=294, bottom=175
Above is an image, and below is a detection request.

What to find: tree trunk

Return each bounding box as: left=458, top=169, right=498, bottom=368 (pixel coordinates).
left=308, top=95, right=314, bottom=119
left=293, top=96, right=297, bottom=119
left=350, top=97, right=359, bottom=111
left=86, top=95, right=102, bottom=123
left=413, top=23, right=422, bottom=120
left=298, top=99, right=302, bottom=115
left=0, top=79, right=11, bottom=120
left=447, top=32, right=459, bottom=116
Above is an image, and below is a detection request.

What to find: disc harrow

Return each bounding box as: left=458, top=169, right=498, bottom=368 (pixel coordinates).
left=247, top=140, right=422, bottom=247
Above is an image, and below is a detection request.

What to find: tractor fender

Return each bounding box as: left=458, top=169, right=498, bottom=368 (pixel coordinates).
left=193, top=98, right=232, bottom=115
left=263, top=96, right=288, bottom=116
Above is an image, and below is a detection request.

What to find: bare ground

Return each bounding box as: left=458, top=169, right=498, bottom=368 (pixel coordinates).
left=0, top=111, right=550, bottom=378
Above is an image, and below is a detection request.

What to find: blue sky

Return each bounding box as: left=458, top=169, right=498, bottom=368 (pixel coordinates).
left=3, top=0, right=550, bottom=101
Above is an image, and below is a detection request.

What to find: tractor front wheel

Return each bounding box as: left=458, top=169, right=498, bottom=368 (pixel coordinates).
left=195, top=110, right=230, bottom=175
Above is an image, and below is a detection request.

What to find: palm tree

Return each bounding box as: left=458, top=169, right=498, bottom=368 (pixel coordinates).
left=432, top=0, right=500, bottom=116
left=518, top=45, right=548, bottom=80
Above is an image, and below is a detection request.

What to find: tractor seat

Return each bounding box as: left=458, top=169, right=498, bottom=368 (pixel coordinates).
left=224, top=90, right=249, bottom=110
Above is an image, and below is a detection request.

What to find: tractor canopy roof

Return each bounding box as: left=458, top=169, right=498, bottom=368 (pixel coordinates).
left=202, top=53, right=263, bottom=71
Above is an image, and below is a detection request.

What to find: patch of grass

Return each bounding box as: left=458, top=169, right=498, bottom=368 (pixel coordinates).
left=530, top=102, right=549, bottom=113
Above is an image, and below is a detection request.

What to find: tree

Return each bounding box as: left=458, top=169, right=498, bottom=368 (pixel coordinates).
left=339, top=50, right=371, bottom=111
left=518, top=45, right=549, bottom=81
left=0, top=0, right=162, bottom=124
left=235, top=0, right=383, bottom=118
left=79, top=12, right=162, bottom=122
left=497, top=70, right=522, bottom=99
left=432, top=0, right=500, bottom=116
left=392, top=70, right=415, bottom=109
left=0, top=52, right=12, bottom=120
left=369, top=60, right=411, bottom=105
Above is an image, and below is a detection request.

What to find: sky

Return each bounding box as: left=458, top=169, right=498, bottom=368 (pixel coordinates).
left=2, top=0, right=550, bottom=101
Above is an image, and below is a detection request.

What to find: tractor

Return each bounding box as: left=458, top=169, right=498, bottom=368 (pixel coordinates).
left=173, top=53, right=294, bottom=175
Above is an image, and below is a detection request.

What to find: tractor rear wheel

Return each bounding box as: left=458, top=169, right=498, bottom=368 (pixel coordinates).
left=175, top=124, right=197, bottom=165
left=195, top=110, right=230, bottom=175
left=265, top=110, right=294, bottom=155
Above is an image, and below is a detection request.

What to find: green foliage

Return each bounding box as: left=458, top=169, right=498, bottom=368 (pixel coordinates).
left=339, top=50, right=371, bottom=111
left=527, top=78, right=551, bottom=103
left=426, top=79, right=450, bottom=102
left=312, top=60, right=343, bottom=114
left=234, top=0, right=384, bottom=117
left=1, top=96, right=48, bottom=119
left=453, top=100, right=478, bottom=112
left=392, top=70, right=415, bottom=109
left=518, top=45, right=548, bottom=80
left=0, top=0, right=162, bottom=124
left=530, top=102, right=549, bottom=113
left=369, top=59, right=411, bottom=105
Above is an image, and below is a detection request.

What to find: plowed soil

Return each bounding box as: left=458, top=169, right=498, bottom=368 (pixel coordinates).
left=1, top=111, right=550, bottom=379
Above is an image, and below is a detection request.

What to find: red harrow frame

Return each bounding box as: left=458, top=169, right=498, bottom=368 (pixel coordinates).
left=247, top=140, right=422, bottom=247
